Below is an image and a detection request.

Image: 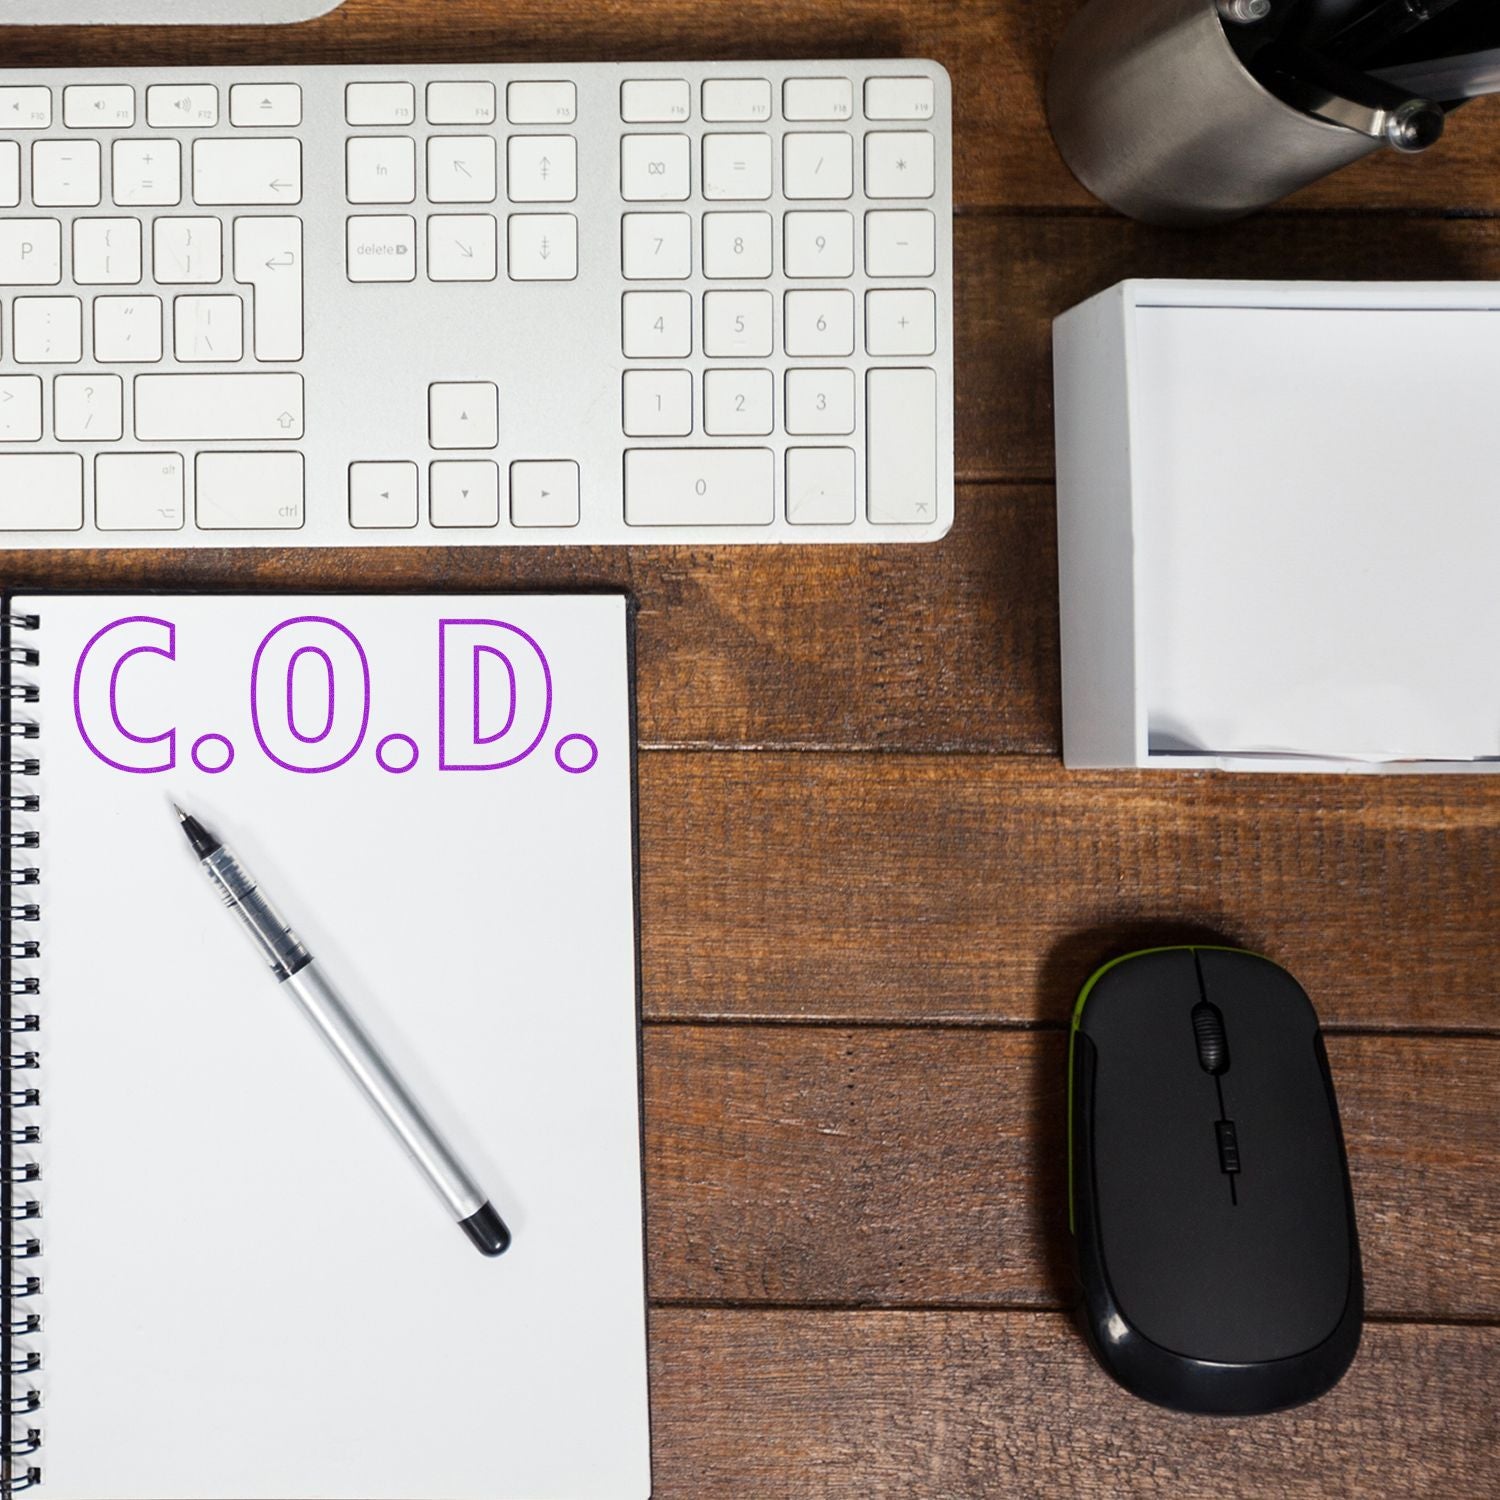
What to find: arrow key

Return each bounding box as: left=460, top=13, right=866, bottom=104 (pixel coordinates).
left=507, top=135, right=576, bottom=203
left=349, top=461, right=419, bottom=529
left=431, top=460, right=499, bottom=527
left=427, top=214, right=497, bottom=282
left=429, top=381, right=498, bottom=449
left=510, top=459, right=579, bottom=528
left=508, top=213, right=577, bottom=282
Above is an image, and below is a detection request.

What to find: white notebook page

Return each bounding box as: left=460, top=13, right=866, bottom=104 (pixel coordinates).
left=14, top=594, right=649, bottom=1500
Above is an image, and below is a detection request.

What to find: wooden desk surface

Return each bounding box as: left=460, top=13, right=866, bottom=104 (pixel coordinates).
left=6, top=3, right=1498, bottom=1493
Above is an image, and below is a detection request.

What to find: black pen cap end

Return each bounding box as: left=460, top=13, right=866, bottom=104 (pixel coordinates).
left=460, top=1201, right=511, bottom=1257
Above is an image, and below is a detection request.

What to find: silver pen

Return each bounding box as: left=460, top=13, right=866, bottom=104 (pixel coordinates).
left=172, top=804, right=510, bottom=1257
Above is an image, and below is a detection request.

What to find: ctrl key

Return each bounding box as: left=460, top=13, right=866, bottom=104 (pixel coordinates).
left=196, top=452, right=304, bottom=530
left=0, top=455, right=84, bottom=531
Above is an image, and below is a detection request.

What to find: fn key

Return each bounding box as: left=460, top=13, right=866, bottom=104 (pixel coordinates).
left=866, top=368, right=936, bottom=524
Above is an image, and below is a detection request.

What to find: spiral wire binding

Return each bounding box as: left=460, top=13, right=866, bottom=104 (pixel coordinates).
left=0, top=608, right=41, bottom=1491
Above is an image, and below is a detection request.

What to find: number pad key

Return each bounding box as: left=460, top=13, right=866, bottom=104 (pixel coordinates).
left=703, top=291, right=773, bottom=359
left=704, top=369, right=773, bottom=436
left=784, top=290, right=854, bottom=358
left=865, top=131, right=935, bottom=199
left=784, top=211, right=854, bottom=278
left=622, top=291, right=692, bottom=358
left=624, top=447, right=774, bottom=527
left=786, top=447, right=856, bottom=525
left=622, top=213, right=692, bottom=280
left=866, top=209, right=936, bottom=277
left=783, top=133, right=853, bottom=200
left=622, top=369, right=693, bottom=437
left=621, top=135, right=690, bottom=201
left=866, top=288, right=937, bottom=356
left=702, top=212, right=773, bottom=280
left=702, top=134, right=772, bottom=200
left=785, top=368, right=855, bottom=435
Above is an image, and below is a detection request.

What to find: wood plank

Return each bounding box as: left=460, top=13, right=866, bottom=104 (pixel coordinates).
left=639, top=753, right=1500, bottom=1030
left=644, top=1028, right=1500, bottom=1321
left=6, top=1, right=1499, bottom=214
left=648, top=1310, right=1500, bottom=1497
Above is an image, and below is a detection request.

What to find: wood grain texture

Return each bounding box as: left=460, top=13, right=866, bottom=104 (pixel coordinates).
left=648, top=1310, right=1500, bottom=1498
left=644, top=1028, right=1500, bottom=1321
left=3, top=0, right=1498, bottom=214
left=638, top=754, right=1500, bottom=1030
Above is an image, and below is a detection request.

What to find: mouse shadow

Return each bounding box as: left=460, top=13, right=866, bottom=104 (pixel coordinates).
left=1029, top=919, right=1248, bottom=1313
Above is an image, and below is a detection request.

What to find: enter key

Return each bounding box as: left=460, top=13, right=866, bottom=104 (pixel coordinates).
left=234, top=216, right=303, bottom=362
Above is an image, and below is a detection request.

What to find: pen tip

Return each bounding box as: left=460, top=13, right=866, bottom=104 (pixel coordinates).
left=171, top=801, right=188, bottom=822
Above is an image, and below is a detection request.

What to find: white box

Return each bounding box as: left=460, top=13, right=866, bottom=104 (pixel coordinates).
left=1053, top=279, right=1500, bottom=774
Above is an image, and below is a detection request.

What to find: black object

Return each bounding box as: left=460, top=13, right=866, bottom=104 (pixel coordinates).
left=1069, top=947, right=1362, bottom=1415
left=458, top=1200, right=512, bottom=1257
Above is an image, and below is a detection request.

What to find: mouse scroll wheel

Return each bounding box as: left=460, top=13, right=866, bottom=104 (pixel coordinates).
left=1192, top=1001, right=1230, bottom=1075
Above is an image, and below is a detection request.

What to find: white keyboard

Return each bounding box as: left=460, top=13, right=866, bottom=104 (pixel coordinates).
left=0, top=61, right=954, bottom=547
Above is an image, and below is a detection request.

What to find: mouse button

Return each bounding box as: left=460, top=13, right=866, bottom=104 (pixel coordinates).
left=1077, top=950, right=1200, bottom=1049
left=1196, top=950, right=1320, bottom=1045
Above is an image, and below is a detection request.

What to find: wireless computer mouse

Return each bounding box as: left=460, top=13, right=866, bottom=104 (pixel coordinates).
left=1069, top=946, right=1362, bottom=1415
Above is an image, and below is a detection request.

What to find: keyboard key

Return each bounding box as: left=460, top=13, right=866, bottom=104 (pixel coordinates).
left=621, top=134, right=690, bottom=201
left=704, top=368, right=773, bottom=436
left=0, top=143, right=18, bottom=208
left=783, top=78, right=853, bottom=122
left=622, top=291, right=691, bottom=358
left=786, top=446, right=856, bottom=525
left=624, top=448, right=773, bottom=527
left=0, top=221, right=61, bottom=285
left=427, top=214, right=497, bottom=281
left=193, top=137, right=301, bottom=205
left=112, top=139, right=181, bottom=207
left=229, top=83, right=302, bottom=128
left=174, top=294, right=244, bottom=362
left=430, top=459, right=499, bottom=527
left=783, top=210, right=854, bottom=278
left=702, top=133, right=772, bottom=200
left=510, top=460, right=579, bottom=527
left=784, top=289, right=854, bottom=357
left=508, top=135, right=576, bottom=202
left=783, top=132, right=853, bottom=200
left=865, top=287, right=937, bottom=356
left=507, top=213, right=577, bottom=280
left=146, top=85, right=218, bottom=129
left=64, top=85, right=133, bottom=129
left=232, top=216, right=303, bottom=361
left=865, top=131, right=935, bottom=199
left=506, top=81, right=575, bottom=125
left=428, top=81, right=496, bottom=126
left=866, top=367, right=936, bottom=523
left=134, top=372, right=304, bottom=440
left=94, top=296, right=162, bottom=362
left=32, top=141, right=101, bottom=207
left=865, top=209, right=936, bottom=277
left=429, top=381, right=498, bottom=449
left=864, top=76, right=936, bottom=121
left=13, top=297, right=82, bottom=363
left=427, top=136, right=496, bottom=203
left=0, top=455, right=83, bottom=530
left=345, top=82, right=415, bottom=127
left=349, top=460, right=419, bottom=528
left=621, top=80, right=690, bottom=123
left=785, top=367, right=855, bottom=435
left=702, top=211, right=773, bottom=279
left=702, top=78, right=771, bottom=122
left=0, top=378, right=43, bottom=442
left=703, top=290, right=773, bottom=359
left=0, top=87, right=51, bottom=130
left=153, top=216, right=222, bottom=284
left=95, top=451, right=185, bottom=530
left=196, top=450, right=304, bottom=528
left=346, top=136, right=416, bottom=204
left=621, top=212, right=692, bottom=280
left=346, top=215, right=416, bottom=282
left=73, top=218, right=142, bottom=285
left=622, top=369, right=692, bottom=437
left=54, top=374, right=124, bottom=441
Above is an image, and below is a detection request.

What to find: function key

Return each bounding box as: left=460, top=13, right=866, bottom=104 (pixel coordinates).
left=427, top=81, right=496, bottom=125
left=864, top=76, right=936, bottom=121
left=63, top=85, right=134, bottom=129
left=783, top=78, right=853, bottom=121
left=702, top=78, right=772, bottom=123
left=0, top=87, right=52, bottom=129
left=230, top=83, right=302, bottom=127
left=621, top=79, right=690, bottom=123
left=507, top=80, right=576, bottom=125
left=146, top=84, right=218, bottom=129
left=345, top=81, right=416, bottom=126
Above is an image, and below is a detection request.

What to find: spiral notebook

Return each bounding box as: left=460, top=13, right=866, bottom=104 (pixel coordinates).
left=0, top=593, right=650, bottom=1500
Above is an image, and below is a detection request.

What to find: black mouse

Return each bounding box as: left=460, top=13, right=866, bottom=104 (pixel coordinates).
left=1068, top=946, right=1362, bottom=1414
